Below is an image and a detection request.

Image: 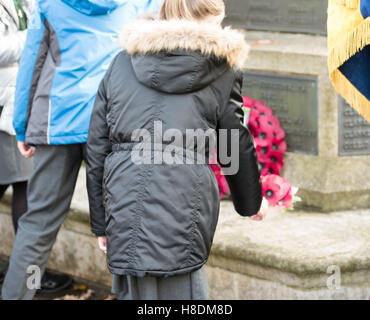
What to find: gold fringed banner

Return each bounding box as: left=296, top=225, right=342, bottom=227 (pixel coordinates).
left=328, top=0, right=370, bottom=119
left=328, top=17, right=370, bottom=73
left=330, top=68, right=370, bottom=122
left=345, top=0, right=360, bottom=9
left=336, top=0, right=360, bottom=8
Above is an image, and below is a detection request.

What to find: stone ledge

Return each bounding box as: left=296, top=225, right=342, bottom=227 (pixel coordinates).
left=210, top=202, right=370, bottom=290
left=244, top=31, right=328, bottom=76
left=206, top=265, right=370, bottom=300
left=282, top=153, right=370, bottom=211
left=283, top=153, right=370, bottom=193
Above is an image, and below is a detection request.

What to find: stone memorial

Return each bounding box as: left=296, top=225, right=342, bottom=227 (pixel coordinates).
left=243, top=71, right=318, bottom=155
left=338, top=99, right=370, bottom=156
left=223, top=0, right=327, bottom=35
left=234, top=0, right=370, bottom=212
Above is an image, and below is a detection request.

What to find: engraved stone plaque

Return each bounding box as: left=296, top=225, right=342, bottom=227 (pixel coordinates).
left=338, top=98, right=370, bottom=156
left=223, top=0, right=327, bottom=35
left=243, top=72, right=318, bottom=155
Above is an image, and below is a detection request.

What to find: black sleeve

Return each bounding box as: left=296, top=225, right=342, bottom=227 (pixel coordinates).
left=86, top=70, right=112, bottom=237
left=217, top=71, right=262, bottom=217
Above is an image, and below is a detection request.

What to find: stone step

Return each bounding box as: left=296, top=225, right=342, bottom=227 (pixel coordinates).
left=209, top=202, right=370, bottom=299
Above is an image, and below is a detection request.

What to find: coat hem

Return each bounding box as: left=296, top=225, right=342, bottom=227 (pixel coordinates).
left=25, top=133, right=88, bottom=145
left=0, top=175, right=31, bottom=185
left=107, top=260, right=207, bottom=278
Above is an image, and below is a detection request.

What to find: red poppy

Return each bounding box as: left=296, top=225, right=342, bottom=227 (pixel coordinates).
left=243, top=96, right=255, bottom=108
left=261, top=175, right=282, bottom=206
left=218, top=175, right=231, bottom=199
left=247, top=109, right=260, bottom=132
left=257, top=144, right=284, bottom=175
left=258, top=115, right=285, bottom=143
left=254, top=117, right=275, bottom=147
left=209, top=148, right=218, bottom=165
left=266, top=114, right=281, bottom=128
left=272, top=141, right=287, bottom=153
left=260, top=161, right=281, bottom=176
left=259, top=162, right=269, bottom=176
left=261, top=174, right=292, bottom=208
left=275, top=176, right=291, bottom=198
left=272, top=124, right=286, bottom=142
left=248, top=125, right=257, bottom=138
left=256, top=145, right=270, bottom=163
left=210, top=164, right=231, bottom=200
left=277, top=191, right=293, bottom=209
left=252, top=101, right=273, bottom=116
left=269, top=150, right=284, bottom=170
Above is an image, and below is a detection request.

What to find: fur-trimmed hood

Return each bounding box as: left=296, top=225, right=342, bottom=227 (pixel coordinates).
left=119, top=19, right=249, bottom=68
left=118, top=19, right=249, bottom=93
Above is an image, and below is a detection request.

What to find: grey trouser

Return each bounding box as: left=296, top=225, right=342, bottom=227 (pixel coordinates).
left=2, top=144, right=86, bottom=300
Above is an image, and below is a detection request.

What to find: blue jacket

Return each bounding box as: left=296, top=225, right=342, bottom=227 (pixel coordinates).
left=13, top=0, right=161, bottom=144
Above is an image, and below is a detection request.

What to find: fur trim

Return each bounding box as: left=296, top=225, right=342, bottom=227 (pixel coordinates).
left=119, top=19, right=249, bottom=68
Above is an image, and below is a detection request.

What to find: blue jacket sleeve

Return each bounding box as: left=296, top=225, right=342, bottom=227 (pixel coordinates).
left=13, top=2, right=47, bottom=142
left=361, top=0, right=370, bottom=18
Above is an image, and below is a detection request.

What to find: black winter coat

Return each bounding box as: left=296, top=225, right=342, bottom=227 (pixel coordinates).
left=86, top=19, right=262, bottom=277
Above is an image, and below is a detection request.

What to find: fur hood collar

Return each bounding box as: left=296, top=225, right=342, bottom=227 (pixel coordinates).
left=119, top=19, right=249, bottom=69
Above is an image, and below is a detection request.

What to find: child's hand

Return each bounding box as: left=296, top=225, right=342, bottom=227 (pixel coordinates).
left=17, top=141, right=36, bottom=159
left=98, top=236, right=107, bottom=254
left=251, top=205, right=268, bottom=221
left=251, top=199, right=268, bottom=221
left=251, top=209, right=267, bottom=221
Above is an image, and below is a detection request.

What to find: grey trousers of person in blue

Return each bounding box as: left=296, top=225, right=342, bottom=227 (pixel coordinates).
left=2, top=144, right=86, bottom=300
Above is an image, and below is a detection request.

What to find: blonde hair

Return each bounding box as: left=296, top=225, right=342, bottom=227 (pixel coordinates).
left=159, top=0, right=225, bottom=21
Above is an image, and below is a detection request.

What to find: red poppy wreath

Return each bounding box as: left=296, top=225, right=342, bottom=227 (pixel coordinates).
left=210, top=96, right=301, bottom=211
